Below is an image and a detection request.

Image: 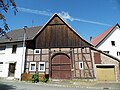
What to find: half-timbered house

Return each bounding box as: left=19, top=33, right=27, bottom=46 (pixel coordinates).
left=0, top=14, right=120, bottom=81
left=24, top=14, right=95, bottom=80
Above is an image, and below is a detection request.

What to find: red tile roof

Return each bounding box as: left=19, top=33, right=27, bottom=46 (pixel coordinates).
left=90, top=25, right=117, bottom=46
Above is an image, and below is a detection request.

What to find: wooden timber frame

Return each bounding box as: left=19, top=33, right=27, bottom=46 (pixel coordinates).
left=25, top=47, right=95, bottom=80
left=23, top=14, right=95, bottom=80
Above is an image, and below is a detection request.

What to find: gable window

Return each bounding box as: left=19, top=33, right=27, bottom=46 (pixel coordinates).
left=104, top=51, right=109, bottom=54
left=117, top=52, right=120, bottom=56
left=38, top=62, right=45, bottom=72
left=12, top=45, right=17, bottom=53
left=111, top=41, right=115, bottom=46
left=29, top=62, right=36, bottom=71
left=34, top=49, right=40, bottom=54
left=0, top=62, right=3, bottom=72
left=79, top=61, right=84, bottom=70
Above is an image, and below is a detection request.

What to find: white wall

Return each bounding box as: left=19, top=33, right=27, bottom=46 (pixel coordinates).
left=97, top=27, right=120, bottom=59
left=0, top=42, right=26, bottom=79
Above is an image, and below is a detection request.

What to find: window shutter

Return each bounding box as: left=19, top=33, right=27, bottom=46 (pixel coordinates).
left=94, top=53, right=101, bottom=64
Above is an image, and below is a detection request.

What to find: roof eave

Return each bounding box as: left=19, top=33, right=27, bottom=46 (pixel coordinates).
left=90, top=46, right=120, bottom=62
left=92, top=24, right=119, bottom=47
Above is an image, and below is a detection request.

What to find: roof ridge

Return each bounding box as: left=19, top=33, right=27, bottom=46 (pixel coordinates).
left=10, top=25, right=42, bottom=31
left=91, top=24, right=117, bottom=46
left=94, top=25, right=115, bottom=39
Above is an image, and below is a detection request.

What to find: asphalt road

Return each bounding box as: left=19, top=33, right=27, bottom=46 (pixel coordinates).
left=0, top=80, right=100, bottom=90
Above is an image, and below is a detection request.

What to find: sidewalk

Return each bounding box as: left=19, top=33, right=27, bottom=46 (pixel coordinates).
left=45, top=80, right=120, bottom=89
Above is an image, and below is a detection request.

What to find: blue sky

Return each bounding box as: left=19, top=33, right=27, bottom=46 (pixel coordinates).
left=2, top=0, right=120, bottom=41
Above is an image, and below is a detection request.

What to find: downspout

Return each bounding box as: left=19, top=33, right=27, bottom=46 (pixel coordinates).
left=20, top=26, right=27, bottom=80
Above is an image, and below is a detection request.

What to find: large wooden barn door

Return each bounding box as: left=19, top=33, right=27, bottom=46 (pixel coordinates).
left=51, top=54, right=71, bottom=79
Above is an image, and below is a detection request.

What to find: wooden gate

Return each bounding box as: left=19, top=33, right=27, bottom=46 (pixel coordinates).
left=51, top=54, right=71, bottom=79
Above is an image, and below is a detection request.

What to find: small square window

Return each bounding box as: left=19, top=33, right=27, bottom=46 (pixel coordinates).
left=38, top=62, right=45, bottom=72
left=117, top=52, right=120, bottom=56
left=29, top=62, right=36, bottom=71
left=104, top=51, right=109, bottom=54
left=34, top=49, right=40, bottom=54
left=12, top=45, right=17, bottom=53
left=79, top=61, right=84, bottom=70
left=111, top=41, right=115, bottom=46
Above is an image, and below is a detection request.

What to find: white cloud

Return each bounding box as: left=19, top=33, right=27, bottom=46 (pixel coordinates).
left=17, top=7, right=111, bottom=26
left=58, top=11, right=74, bottom=21
left=17, top=7, right=52, bottom=16
left=58, top=12, right=111, bottom=26
left=74, top=18, right=111, bottom=26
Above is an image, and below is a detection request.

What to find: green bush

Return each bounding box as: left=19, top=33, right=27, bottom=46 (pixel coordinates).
left=42, top=76, right=49, bottom=83
left=32, top=73, right=39, bottom=83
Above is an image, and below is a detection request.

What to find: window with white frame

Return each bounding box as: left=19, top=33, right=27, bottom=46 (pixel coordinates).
left=0, top=62, right=3, bottom=72
left=111, top=41, right=115, bottom=46
left=38, top=62, right=45, bottom=72
left=103, top=51, right=110, bottom=54
left=34, top=49, right=40, bottom=54
left=79, top=61, right=84, bottom=70
left=117, top=52, right=120, bottom=56
left=29, top=62, right=36, bottom=71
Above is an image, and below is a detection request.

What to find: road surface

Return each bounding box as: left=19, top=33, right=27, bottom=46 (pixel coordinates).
left=0, top=80, right=100, bottom=90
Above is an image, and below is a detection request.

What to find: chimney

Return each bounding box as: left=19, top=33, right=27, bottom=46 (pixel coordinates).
left=90, top=36, right=92, bottom=41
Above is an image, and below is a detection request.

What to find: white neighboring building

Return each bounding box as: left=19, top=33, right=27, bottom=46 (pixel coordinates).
left=0, top=26, right=42, bottom=80
left=91, top=24, right=120, bottom=59
left=0, top=42, right=25, bottom=79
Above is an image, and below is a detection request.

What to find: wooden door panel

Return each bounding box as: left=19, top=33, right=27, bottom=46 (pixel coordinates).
left=60, top=71, right=71, bottom=79
left=52, top=71, right=60, bottom=79
left=51, top=54, right=71, bottom=79
left=52, top=65, right=60, bottom=70
left=60, top=64, right=71, bottom=70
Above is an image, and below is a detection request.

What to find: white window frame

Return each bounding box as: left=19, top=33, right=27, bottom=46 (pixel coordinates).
left=117, top=51, right=120, bottom=56
left=34, top=49, right=41, bottom=54
left=79, top=61, right=84, bottom=70
left=111, top=41, right=115, bottom=46
left=38, top=62, right=45, bottom=72
left=29, top=62, right=36, bottom=71
left=103, top=51, right=109, bottom=54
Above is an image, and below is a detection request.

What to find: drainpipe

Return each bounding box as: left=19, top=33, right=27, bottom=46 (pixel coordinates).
left=20, top=26, right=27, bottom=80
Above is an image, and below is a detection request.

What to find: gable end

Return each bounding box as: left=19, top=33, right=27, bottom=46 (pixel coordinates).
left=33, top=14, right=92, bottom=48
